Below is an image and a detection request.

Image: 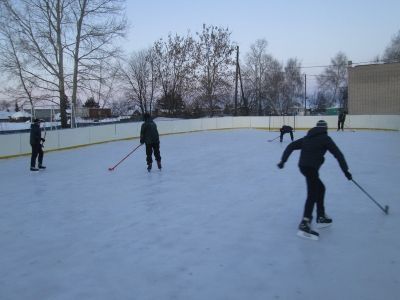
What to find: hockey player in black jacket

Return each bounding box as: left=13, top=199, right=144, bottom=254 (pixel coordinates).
left=277, top=120, right=352, bottom=240
left=140, top=113, right=161, bottom=171
left=30, top=118, right=46, bottom=171
left=280, top=125, right=294, bottom=142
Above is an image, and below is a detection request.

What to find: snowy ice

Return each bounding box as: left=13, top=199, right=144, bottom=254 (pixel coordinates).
left=0, top=128, right=399, bottom=300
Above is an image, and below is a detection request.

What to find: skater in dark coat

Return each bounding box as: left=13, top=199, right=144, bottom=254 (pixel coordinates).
left=337, top=110, right=347, bottom=131
left=30, top=118, right=46, bottom=171
left=140, top=113, right=161, bottom=171
left=280, top=125, right=294, bottom=142
left=277, top=120, right=352, bottom=240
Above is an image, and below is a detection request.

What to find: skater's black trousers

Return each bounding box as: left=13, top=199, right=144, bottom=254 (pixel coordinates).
left=31, top=144, right=43, bottom=168
left=338, top=120, right=345, bottom=131
left=299, top=166, right=326, bottom=219
left=280, top=131, right=294, bottom=142
left=145, top=142, right=161, bottom=165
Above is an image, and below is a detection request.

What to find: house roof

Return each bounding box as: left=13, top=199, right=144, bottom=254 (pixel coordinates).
left=0, top=111, right=13, bottom=120
left=11, top=111, right=31, bottom=119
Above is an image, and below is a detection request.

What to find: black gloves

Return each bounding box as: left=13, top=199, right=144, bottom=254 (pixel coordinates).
left=140, top=140, right=144, bottom=145
left=277, top=161, right=284, bottom=169
left=344, top=170, right=352, bottom=181
left=41, top=138, right=45, bottom=142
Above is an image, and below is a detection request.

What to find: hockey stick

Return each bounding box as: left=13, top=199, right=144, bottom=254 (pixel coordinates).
left=42, top=122, right=47, bottom=148
left=268, top=135, right=280, bottom=142
left=344, top=124, right=355, bottom=132
left=351, top=179, right=389, bottom=215
left=108, top=144, right=143, bottom=171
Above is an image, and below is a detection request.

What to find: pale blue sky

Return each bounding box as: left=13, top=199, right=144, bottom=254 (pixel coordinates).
left=1, top=0, right=399, bottom=102
left=125, top=0, right=400, bottom=67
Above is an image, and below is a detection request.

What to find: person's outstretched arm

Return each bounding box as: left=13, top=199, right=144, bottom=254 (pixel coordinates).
left=277, top=138, right=303, bottom=168
left=326, top=137, right=352, bottom=179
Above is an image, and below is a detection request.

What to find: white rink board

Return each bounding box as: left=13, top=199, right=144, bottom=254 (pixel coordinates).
left=1, top=115, right=399, bottom=158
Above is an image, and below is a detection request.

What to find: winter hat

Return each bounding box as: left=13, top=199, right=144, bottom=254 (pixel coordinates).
left=143, top=113, right=151, bottom=121
left=33, top=118, right=41, bottom=123
left=316, top=120, right=328, bottom=128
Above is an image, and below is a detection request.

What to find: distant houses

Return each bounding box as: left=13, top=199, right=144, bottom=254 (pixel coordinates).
left=0, top=111, right=13, bottom=122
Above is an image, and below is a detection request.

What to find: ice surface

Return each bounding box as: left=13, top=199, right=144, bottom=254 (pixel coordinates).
left=0, top=129, right=399, bottom=300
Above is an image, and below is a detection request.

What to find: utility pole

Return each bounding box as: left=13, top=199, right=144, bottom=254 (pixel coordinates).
left=238, top=59, right=247, bottom=115
left=234, top=46, right=239, bottom=116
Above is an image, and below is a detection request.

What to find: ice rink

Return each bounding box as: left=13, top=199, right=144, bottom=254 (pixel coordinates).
left=0, top=128, right=399, bottom=300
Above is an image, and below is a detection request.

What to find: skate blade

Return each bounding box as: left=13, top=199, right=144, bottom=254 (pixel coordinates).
left=297, top=230, right=319, bottom=241
left=316, top=223, right=332, bottom=229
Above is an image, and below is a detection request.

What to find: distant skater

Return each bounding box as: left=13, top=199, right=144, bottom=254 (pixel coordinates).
left=277, top=120, right=352, bottom=240
left=280, top=125, right=294, bottom=142
left=337, top=110, right=347, bottom=131
left=140, top=113, right=161, bottom=172
left=30, top=118, right=46, bottom=171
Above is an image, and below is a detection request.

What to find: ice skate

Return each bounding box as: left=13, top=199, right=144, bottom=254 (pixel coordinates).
left=297, top=218, right=319, bottom=241
left=316, top=214, right=332, bottom=228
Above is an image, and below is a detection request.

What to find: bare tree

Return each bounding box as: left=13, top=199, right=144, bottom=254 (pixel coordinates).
left=110, top=98, right=131, bottom=116
left=0, top=0, right=126, bottom=127
left=0, top=0, right=72, bottom=127
left=383, top=29, right=400, bottom=62
left=281, top=58, right=303, bottom=114
left=0, top=21, right=38, bottom=117
left=85, top=59, right=120, bottom=109
left=152, top=33, right=196, bottom=115
left=67, top=0, right=126, bottom=126
left=263, top=58, right=285, bottom=114
left=194, top=24, right=235, bottom=117
left=242, top=40, right=303, bottom=116
left=0, top=100, right=12, bottom=111
left=119, top=49, right=158, bottom=115
left=316, top=52, right=348, bottom=109
left=243, top=39, right=273, bottom=115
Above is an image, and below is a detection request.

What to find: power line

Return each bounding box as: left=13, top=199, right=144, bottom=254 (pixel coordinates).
left=300, top=59, right=399, bottom=69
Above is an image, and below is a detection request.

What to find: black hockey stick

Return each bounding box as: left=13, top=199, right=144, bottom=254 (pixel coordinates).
left=108, top=144, right=142, bottom=171
left=352, top=179, right=389, bottom=215
left=42, top=122, right=47, bottom=148
left=344, top=124, right=355, bottom=132
left=268, top=135, right=280, bottom=142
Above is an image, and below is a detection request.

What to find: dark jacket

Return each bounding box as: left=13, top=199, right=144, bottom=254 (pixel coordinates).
left=280, top=125, right=293, bottom=133
left=280, top=126, right=349, bottom=172
left=30, top=123, right=42, bottom=145
left=140, top=120, right=159, bottom=144
left=338, top=112, right=346, bottom=122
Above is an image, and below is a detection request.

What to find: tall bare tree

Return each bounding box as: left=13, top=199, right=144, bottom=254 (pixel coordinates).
left=195, top=24, right=235, bottom=116
left=85, top=60, right=120, bottom=109
left=0, top=0, right=126, bottom=127
left=263, top=58, right=285, bottom=114
left=68, top=0, right=126, bottom=126
left=1, top=0, right=73, bottom=127
left=281, top=58, right=303, bottom=114
left=119, top=49, right=158, bottom=115
left=0, top=19, right=37, bottom=117
left=316, top=52, right=348, bottom=109
left=243, top=39, right=273, bottom=115
left=152, top=33, right=196, bottom=115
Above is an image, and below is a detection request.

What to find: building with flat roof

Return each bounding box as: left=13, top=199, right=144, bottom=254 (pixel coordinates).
left=348, top=62, right=400, bottom=115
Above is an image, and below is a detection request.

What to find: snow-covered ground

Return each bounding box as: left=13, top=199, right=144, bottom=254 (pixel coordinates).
left=0, top=129, right=399, bottom=300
